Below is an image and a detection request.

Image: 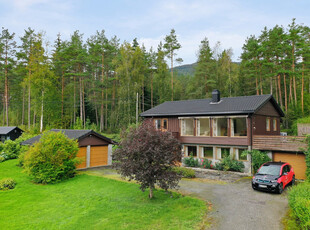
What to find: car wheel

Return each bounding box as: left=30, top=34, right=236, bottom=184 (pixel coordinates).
left=252, top=184, right=256, bottom=190
left=278, top=183, right=284, bottom=194
left=291, top=175, right=295, bottom=186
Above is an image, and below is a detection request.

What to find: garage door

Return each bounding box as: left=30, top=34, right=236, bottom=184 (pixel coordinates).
left=273, top=152, right=306, bottom=180
left=76, top=147, right=87, bottom=169
left=90, top=146, right=108, bottom=167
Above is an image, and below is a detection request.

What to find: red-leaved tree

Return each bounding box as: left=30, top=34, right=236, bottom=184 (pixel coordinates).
left=113, top=122, right=182, bottom=198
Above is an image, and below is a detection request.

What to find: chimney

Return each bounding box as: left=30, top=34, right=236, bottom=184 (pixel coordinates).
left=211, top=89, right=221, bottom=103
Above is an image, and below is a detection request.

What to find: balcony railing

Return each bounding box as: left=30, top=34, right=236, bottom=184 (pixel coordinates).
left=253, top=135, right=307, bottom=152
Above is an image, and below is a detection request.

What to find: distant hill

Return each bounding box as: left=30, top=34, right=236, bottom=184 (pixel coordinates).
left=174, top=63, right=196, bottom=76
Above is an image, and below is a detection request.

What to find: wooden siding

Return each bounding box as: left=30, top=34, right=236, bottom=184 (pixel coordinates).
left=273, top=152, right=306, bottom=180
left=253, top=135, right=307, bottom=152
left=168, top=117, right=179, bottom=132
left=90, top=146, right=108, bottom=167
left=76, top=147, right=87, bottom=169
left=78, top=135, right=109, bottom=147
left=255, top=101, right=280, bottom=116
left=179, top=136, right=248, bottom=146
left=252, top=115, right=280, bottom=136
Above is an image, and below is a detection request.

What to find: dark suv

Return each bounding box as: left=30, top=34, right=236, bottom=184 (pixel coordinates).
left=252, top=162, right=295, bottom=194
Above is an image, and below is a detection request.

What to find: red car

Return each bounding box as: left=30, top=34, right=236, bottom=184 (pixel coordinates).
left=251, top=162, right=295, bottom=194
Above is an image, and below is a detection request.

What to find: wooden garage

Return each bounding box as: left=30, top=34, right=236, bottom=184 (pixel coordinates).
left=22, top=129, right=116, bottom=169
left=273, top=152, right=307, bottom=180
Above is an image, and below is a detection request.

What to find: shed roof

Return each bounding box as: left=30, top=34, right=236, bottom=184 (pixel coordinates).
left=21, top=129, right=116, bottom=145
left=140, top=94, right=284, bottom=117
left=0, top=126, right=23, bottom=135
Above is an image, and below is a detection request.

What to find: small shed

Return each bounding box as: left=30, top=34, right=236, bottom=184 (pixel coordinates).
left=22, top=129, right=116, bottom=169
left=0, top=126, right=23, bottom=143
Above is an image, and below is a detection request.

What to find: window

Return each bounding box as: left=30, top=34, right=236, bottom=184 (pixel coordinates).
left=187, top=146, right=197, bottom=157
left=202, top=147, right=213, bottom=159
left=266, top=118, right=270, bottom=131
left=163, top=119, right=168, bottom=130
left=154, top=118, right=168, bottom=131
left=231, top=118, right=247, bottom=137
left=181, top=119, right=194, bottom=136
left=234, top=148, right=248, bottom=161
left=197, top=118, right=210, bottom=136
left=273, top=119, right=277, bottom=131
left=213, top=118, right=228, bottom=136
left=221, top=148, right=230, bottom=159
left=155, top=119, right=161, bottom=130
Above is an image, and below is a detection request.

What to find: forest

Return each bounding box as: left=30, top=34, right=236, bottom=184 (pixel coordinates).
left=0, top=19, right=309, bottom=134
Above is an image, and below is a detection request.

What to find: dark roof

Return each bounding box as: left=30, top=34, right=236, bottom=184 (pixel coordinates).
left=0, top=126, right=23, bottom=135
left=21, top=129, right=116, bottom=145
left=140, top=94, right=284, bottom=117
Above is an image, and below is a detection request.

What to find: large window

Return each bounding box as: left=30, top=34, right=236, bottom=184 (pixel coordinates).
left=213, top=118, right=228, bottom=136
left=231, top=118, right=247, bottom=137
left=154, top=118, right=168, bottom=131
left=197, top=118, right=210, bottom=136
left=202, top=147, right=213, bottom=159
left=181, top=119, right=194, bottom=136
left=187, top=146, right=197, bottom=157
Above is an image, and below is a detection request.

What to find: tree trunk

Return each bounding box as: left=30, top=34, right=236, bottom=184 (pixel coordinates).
left=289, top=76, right=293, bottom=104
left=278, top=75, right=283, bottom=108
left=73, top=76, right=76, bottom=123
left=302, top=63, right=304, bottom=114
left=255, top=77, right=259, bottom=95
left=284, top=73, right=288, bottom=113
left=151, top=72, right=153, bottom=108
left=40, top=90, right=44, bottom=133
left=4, top=47, right=9, bottom=126
left=100, top=53, right=104, bottom=131
left=83, top=78, right=86, bottom=128
left=28, top=69, right=31, bottom=130
left=149, top=186, right=153, bottom=199
left=61, top=70, right=64, bottom=128
left=171, top=53, right=174, bottom=101
left=22, top=87, right=25, bottom=125
left=79, top=75, right=83, bottom=124
left=292, top=42, right=297, bottom=105
left=275, top=77, right=279, bottom=103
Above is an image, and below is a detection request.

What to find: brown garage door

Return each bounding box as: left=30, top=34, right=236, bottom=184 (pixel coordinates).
left=76, top=147, right=87, bottom=169
left=273, top=152, right=306, bottom=180
left=90, top=146, right=108, bottom=167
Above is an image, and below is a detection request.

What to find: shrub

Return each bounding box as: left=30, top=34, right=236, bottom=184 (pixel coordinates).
left=23, top=131, right=79, bottom=184
left=0, top=178, right=16, bottom=191
left=305, top=136, right=310, bottom=181
left=0, top=155, right=5, bottom=162
left=172, top=167, right=195, bottom=178
left=288, top=182, right=310, bottom=229
left=183, top=156, right=200, bottom=167
left=215, top=156, right=245, bottom=172
left=201, top=159, right=212, bottom=169
left=242, top=149, right=271, bottom=173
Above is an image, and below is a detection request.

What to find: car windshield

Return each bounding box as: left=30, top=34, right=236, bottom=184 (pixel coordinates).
left=257, top=165, right=281, bottom=176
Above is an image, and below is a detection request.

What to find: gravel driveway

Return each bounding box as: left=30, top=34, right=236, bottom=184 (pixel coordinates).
left=84, top=167, right=289, bottom=230
left=178, top=178, right=288, bottom=230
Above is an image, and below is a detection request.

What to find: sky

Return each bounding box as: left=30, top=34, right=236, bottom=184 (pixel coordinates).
left=0, top=0, right=309, bottom=65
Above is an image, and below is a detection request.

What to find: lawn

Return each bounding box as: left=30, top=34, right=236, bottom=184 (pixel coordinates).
left=0, top=160, right=207, bottom=230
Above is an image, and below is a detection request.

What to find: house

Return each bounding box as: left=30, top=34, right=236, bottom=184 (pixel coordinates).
left=0, top=126, right=23, bottom=142
left=140, top=90, right=307, bottom=179
left=22, top=129, right=116, bottom=169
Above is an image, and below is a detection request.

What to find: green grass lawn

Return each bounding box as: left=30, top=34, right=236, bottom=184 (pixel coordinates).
left=0, top=160, right=207, bottom=230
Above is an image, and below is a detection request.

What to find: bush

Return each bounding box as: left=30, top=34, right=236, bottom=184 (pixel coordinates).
left=305, top=136, right=310, bottom=181
left=242, top=149, right=271, bottom=173
left=172, top=167, right=196, bottom=178
left=183, top=156, right=200, bottom=167
left=23, top=131, right=79, bottom=184
left=288, top=182, right=310, bottom=229
left=201, top=159, right=212, bottom=169
left=215, top=156, right=245, bottom=172
left=0, top=178, right=16, bottom=191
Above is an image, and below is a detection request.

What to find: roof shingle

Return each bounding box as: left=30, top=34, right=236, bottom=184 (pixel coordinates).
left=140, top=94, right=284, bottom=117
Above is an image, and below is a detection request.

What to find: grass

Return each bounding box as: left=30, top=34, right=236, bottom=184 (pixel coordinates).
left=0, top=160, right=207, bottom=230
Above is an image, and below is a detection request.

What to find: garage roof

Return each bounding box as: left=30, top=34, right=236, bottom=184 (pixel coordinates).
left=21, top=129, right=116, bottom=145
